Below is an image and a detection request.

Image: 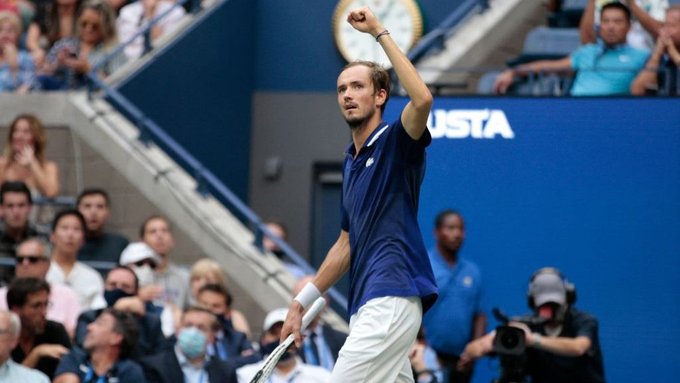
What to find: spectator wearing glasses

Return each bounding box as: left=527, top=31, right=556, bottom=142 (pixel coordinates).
left=6, top=277, right=71, bottom=380
left=38, top=0, right=126, bottom=90
left=0, top=309, right=50, bottom=382
left=74, top=266, right=168, bottom=360
left=45, top=209, right=106, bottom=310
left=0, top=237, right=81, bottom=338
left=76, top=188, right=129, bottom=264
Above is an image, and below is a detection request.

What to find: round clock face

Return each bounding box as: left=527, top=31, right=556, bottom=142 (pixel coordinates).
left=332, top=0, right=424, bottom=68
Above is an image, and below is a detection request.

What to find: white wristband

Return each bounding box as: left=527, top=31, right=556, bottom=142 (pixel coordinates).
left=532, top=333, right=542, bottom=347
left=294, top=282, right=321, bottom=310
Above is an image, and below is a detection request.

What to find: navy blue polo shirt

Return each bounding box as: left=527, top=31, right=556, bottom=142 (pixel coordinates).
left=54, top=347, right=146, bottom=383
left=341, top=117, right=438, bottom=316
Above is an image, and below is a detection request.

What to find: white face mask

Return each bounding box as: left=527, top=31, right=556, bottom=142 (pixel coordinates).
left=132, top=264, right=155, bottom=287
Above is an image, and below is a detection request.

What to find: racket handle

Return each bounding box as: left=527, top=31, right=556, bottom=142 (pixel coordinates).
left=301, top=297, right=326, bottom=330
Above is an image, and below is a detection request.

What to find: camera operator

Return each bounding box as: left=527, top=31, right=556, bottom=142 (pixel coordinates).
left=457, top=267, right=605, bottom=383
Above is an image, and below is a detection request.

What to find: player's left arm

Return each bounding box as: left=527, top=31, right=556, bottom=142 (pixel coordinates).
left=348, top=7, right=433, bottom=140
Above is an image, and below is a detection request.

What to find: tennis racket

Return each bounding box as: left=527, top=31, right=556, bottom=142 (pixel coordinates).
left=249, top=297, right=326, bottom=383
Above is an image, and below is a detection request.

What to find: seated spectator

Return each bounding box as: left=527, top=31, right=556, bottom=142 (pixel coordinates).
left=25, top=0, right=83, bottom=68
left=140, top=215, right=190, bottom=309
left=74, top=265, right=168, bottom=360
left=236, top=308, right=331, bottom=383
left=0, top=181, right=49, bottom=282
left=263, top=220, right=306, bottom=279
left=291, top=276, right=347, bottom=372
left=54, top=308, right=145, bottom=383
left=189, top=257, right=250, bottom=337
left=117, top=0, right=185, bottom=60
left=631, top=5, right=680, bottom=94
left=38, top=0, right=126, bottom=90
left=409, top=327, right=444, bottom=383
left=0, top=114, right=59, bottom=198
left=140, top=306, right=238, bottom=383
left=0, top=237, right=81, bottom=338
left=580, top=0, right=667, bottom=51
left=77, top=188, right=129, bottom=263
left=46, top=209, right=106, bottom=310
left=7, top=277, right=71, bottom=380
left=0, top=309, right=50, bottom=382
left=494, top=2, right=650, bottom=96
left=0, top=11, right=35, bottom=93
left=196, top=283, right=259, bottom=367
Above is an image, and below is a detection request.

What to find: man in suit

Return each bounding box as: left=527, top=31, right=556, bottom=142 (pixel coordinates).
left=74, top=265, right=167, bottom=359
left=140, top=306, right=238, bottom=383
left=293, top=276, right=347, bottom=371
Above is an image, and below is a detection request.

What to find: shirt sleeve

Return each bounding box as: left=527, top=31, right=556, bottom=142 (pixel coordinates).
left=53, top=350, right=81, bottom=378
left=393, top=116, right=432, bottom=162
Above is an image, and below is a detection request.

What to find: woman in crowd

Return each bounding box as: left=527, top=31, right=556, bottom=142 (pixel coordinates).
left=189, top=258, right=251, bottom=338
left=25, top=0, right=83, bottom=67
left=0, top=11, right=36, bottom=93
left=38, top=0, right=126, bottom=90
left=0, top=114, right=60, bottom=198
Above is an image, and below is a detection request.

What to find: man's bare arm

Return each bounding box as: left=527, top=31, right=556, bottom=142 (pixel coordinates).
left=347, top=7, right=433, bottom=140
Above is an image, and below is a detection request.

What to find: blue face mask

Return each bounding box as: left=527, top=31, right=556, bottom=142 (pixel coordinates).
left=177, top=327, right=207, bottom=359
left=104, top=288, right=133, bottom=307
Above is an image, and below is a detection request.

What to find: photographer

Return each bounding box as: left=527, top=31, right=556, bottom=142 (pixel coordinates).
left=458, top=267, right=605, bottom=383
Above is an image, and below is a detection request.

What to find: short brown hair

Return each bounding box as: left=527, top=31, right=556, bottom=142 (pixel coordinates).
left=341, top=61, right=391, bottom=114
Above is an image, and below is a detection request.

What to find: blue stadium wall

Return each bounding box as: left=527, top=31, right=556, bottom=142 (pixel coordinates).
left=383, top=97, right=680, bottom=383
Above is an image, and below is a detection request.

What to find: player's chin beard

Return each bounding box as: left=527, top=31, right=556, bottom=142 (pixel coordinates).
left=345, top=108, right=375, bottom=130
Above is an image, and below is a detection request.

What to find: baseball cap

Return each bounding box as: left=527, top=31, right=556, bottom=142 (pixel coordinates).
left=263, top=308, right=288, bottom=331
left=532, top=272, right=567, bottom=307
left=119, top=242, right=162, bottom=266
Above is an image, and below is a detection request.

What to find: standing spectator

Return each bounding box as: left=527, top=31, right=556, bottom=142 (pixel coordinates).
left=7, top=277, right=71, bottom=380
left=38, top=0, right=126, bottom=90
left=237, top=308, right=331, bottom=383
left=54, top=309, right=146, bottom=383
left=0, top=114, right=60, bottom=198
left=196, top=283, right=259, bottom=368
left=74, top=266, right=168, bottom=360
left=0, top=11, right=35, bottom=93
left=0, top=237, right=81, bottom=338
left=116, top=0, right=186, bottom=60
left=25, top=0, right=83, bottom=67
left=422, top=210, right=486, bottom=383
left=140, top=306, right=239, bottom=383
left=494, top=2, right=650, bottom=96
left=292, top=276, right=347, bottom=372
left=76, top=188, right=129, bottom=263
left=0, top=181, right=49, bottom=282
left=46, top=209, right=106, bottom=310
left=580, top=0, right=668, bottom=50
left=0, top=309, right=50, bottom=382
left=262, top=220, right=306, bottom=279
left=189, top=258, right=250, bottom=337
left=631, top=5, right=680, bottom=94
left=140, top=215, right=189, bottom=309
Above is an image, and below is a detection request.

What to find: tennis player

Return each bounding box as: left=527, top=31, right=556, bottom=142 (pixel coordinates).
left=280, top=6, right=438, bottom=382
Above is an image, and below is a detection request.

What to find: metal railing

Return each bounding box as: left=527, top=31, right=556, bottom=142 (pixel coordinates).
left=85, top=0, right=348, bottom=312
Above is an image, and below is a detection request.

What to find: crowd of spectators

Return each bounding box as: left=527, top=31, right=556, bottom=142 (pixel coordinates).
left=0, top=0, right=187, bottom=94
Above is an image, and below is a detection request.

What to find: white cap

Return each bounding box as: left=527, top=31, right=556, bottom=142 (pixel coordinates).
left=263, top=308, right=288, bottom=331
left=119, top=242, right=162, bottom=266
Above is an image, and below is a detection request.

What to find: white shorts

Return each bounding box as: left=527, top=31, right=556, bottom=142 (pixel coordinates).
left=330, top=296, right=422, bottom=383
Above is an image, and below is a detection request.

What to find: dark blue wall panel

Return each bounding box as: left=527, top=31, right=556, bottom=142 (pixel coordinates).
left=384, top=97, right=680, bottom=383
left=119, top=0, right=255, bottom=202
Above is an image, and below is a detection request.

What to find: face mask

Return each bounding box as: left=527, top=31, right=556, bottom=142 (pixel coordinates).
left=260, top=340, right=294, bottom=362
left=178, top=326, right=207, bottom=359
left=104, top=288, right=133, bottom=307
left=132, top=264, right=155, bottom=287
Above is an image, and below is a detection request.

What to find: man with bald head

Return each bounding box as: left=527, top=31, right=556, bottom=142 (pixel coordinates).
left=0, top=310, right=50, bottom=382
left=292, top=276, right=347, bottom=371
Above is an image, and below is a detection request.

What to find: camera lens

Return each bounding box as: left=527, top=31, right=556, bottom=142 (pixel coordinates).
left=500, top=330, right=520, bottom=349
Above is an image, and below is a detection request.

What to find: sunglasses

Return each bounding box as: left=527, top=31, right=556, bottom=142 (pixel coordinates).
left=16, top=255, right=47, bottom=265
left=79, top=20, right=101, bottom=31
left=133, top=259, right=157, bottom=269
